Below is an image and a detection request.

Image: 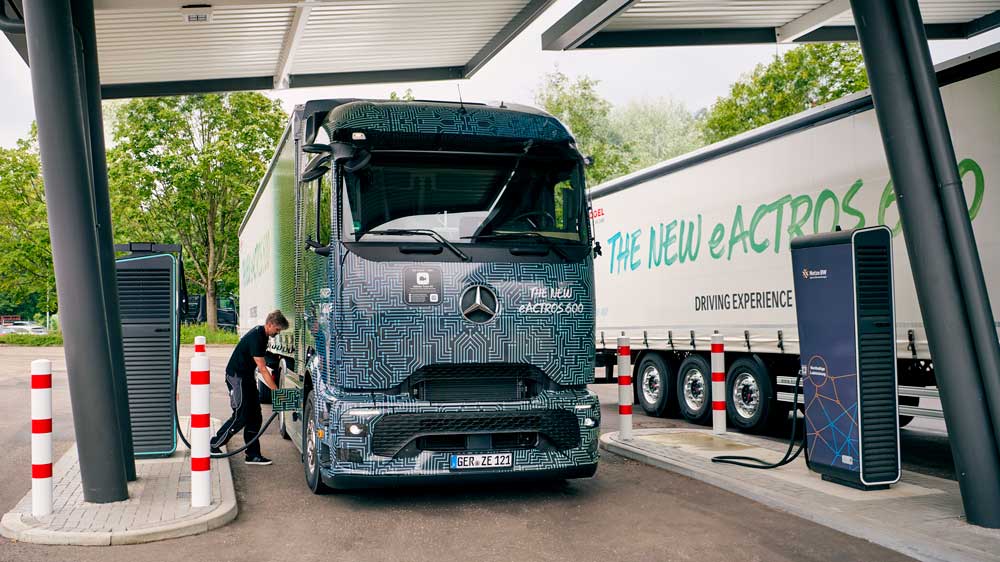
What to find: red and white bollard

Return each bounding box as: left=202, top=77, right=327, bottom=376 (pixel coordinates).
left=194, top=335, right=206, bottom=356
left=617, top=336, right=633, bottom=440
left=190, top=349, right=211, bottom=507
left=711, top=332, right=727, bottom=435
left=31, top=359, right=53, bottom=517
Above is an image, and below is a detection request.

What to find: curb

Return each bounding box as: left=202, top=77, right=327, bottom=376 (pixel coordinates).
left=1, top=423, right=238, bottom=546
left=600, top=431, right=991, bottom=562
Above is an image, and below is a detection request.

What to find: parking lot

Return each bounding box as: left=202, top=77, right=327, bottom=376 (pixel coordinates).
left=0, top=345, right=946, bottom=561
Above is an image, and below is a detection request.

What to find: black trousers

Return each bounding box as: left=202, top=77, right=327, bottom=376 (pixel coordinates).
left=212, top=372, right=262, bottom=458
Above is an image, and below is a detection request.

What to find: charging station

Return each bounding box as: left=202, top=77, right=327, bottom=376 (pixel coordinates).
left=791, top=226, right=900, bottom=490
left=115, top=243, right=185, bottom=457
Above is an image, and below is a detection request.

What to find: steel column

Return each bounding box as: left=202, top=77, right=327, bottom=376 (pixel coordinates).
left=892, top=0, right=1000, bottom=452
left=22, top=0, right=128, bottom=503
left=850, top=0, right=1000, bottom=527
left=71, top=0, right=136, bottom=482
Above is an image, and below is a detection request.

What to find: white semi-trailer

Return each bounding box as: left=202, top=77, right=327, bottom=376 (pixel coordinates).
left=591, top=45, right=1000, bottom=431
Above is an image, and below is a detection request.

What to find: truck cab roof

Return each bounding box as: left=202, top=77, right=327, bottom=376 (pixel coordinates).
left=303, top=98, right=575, bottom=149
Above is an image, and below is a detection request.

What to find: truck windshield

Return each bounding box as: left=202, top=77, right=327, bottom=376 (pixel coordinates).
left=343, top=151, right=587, bottom=245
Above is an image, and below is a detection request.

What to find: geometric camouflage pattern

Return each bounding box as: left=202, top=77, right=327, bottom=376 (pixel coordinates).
left=292, top=99, right=598, bottom=481
left=309, top=250, right=600, bottom=480
left=324, top=101, right=575, bottom=145
left=324, top=254, right=596, bottom=389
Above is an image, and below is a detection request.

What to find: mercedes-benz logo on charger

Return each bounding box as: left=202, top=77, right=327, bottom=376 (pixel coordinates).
left=460, top=285, right=498, bottom=323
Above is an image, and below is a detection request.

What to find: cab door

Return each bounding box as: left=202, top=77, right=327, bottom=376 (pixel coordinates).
left=290, top=166, right=333, bottom=448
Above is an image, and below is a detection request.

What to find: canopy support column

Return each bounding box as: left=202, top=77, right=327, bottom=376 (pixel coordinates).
left=71, top=0, right=136, bottom=482
left=850, top=0, right=1000, bottom=527
left=22, top=0, right=128, bottom=503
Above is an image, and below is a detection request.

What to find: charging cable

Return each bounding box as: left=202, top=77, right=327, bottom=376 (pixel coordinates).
left=711, top=373, right=806, bottom=469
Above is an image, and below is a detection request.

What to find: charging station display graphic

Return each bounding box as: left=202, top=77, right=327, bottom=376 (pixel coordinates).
left=792, top=242, right=861, bottom=474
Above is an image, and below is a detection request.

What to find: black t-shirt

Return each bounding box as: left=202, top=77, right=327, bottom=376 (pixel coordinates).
left=226, top=325, right=268, bottom=378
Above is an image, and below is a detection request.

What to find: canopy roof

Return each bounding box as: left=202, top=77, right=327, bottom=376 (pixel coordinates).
left=542, top=0, right=1000, bottom=50
left=3, top=0, right=554, bottom=99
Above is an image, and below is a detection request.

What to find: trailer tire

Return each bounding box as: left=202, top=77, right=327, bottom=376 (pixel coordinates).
left=898, top=395, right=919, bottom=428
left=636, top=354, right=674, bottom=417
left=725, top=356, right=777, bottom=432
left=677, top=355, right=712, bottom=425
left=303, top=391, right=331, bottom=494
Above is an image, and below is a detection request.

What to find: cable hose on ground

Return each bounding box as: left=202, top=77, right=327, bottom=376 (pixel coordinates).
left=175, top=409, right=280, bottom=459
left=711, top=373, right=806, bottom=470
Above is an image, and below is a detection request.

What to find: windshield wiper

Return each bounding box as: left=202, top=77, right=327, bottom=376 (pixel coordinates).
left=364, top=229, right=470, bottom=261
left=465, top=232, right=571, bottom=261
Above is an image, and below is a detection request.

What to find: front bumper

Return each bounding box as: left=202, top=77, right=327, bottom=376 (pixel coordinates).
left=316, top=389, right=601, bottom=488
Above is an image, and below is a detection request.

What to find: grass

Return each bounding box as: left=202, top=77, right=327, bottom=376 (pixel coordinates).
left=0, top=324, right=239, bottom=347
left=180, top=323, right=240, bottom=345
left=0, top=333, right=64, bottom=346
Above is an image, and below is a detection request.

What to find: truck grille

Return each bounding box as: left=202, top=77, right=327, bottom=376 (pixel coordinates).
left=371, top=410, right=580, bottom=457
left=404, top=363, right=544, bottom=403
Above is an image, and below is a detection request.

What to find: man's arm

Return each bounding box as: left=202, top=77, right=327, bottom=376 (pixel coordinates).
left=254, top=357, right=278, bottom=390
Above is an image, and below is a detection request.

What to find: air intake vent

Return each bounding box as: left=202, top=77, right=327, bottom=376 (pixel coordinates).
left=371, top=410, right=579, bottom=457
left=117, top=254, right=178, bottom=457
left=854, top=236, right=900, bottom=484
left=403, top=363, right=545, bottom=403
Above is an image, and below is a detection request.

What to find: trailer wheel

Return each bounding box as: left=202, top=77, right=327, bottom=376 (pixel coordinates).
left=898, top=395, right=918, bottom=428
left=676, top=355, right=712, bottom=425
left=636, top=354, right=674, bottom=417
left=303, top=391, right=331, bottom=494
left=725, top=357, right=777, bottom=432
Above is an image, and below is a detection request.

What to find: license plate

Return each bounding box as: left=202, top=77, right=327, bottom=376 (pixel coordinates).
left=450, top=453, right=513, bottom=470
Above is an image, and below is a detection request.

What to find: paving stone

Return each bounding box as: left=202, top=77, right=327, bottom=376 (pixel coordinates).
left=0, top=417, right=237, bottom=545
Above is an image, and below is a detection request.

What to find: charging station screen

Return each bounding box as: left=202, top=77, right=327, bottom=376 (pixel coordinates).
left=792, top=242, right=861, bottom=475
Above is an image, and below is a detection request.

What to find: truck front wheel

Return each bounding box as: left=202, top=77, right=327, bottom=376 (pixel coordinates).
left=725, top=357, right=779, bottom=432
left=676, top=355, right=712, bottom=425
left=636, top=354, right=675, bottom=417
left=303, top=391, right=331, bottom=494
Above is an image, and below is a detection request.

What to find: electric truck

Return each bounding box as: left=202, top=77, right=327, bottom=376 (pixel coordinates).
left=239, top=99, right=599, bottom=491
left=591, top=45, right=1000, bottom=432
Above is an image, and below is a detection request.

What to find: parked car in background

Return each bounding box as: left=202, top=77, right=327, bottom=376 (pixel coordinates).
left=6, top=321, right=49, bottom=335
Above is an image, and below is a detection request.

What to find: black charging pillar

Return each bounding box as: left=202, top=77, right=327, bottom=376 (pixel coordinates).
left=850, top=0, right=1000, bottom=527
left=22, top=0, right=129, bottom=502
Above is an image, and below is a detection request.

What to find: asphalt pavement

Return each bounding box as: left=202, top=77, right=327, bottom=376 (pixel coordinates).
left=0, top=345, right=921, bottom=561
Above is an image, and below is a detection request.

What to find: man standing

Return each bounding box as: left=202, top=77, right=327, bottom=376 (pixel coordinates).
left=211, top=310, right=288, bottom=465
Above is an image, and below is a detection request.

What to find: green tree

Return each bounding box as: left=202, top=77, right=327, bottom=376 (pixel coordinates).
left=535, top=70, right=636, bottom=186
left=610, top=97, right=703, bottom=170
left=108, top=93, right=286, bottom=328
left=701, top=43, right=869, bottom=144
left=0, top=125, right=56, bottom=317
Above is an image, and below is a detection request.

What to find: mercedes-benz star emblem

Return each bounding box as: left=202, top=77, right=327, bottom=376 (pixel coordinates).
left=460, top=285, right=498, bottom=323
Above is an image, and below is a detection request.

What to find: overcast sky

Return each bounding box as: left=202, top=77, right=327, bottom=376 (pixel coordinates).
left=2, top=0, right=999, bottom=148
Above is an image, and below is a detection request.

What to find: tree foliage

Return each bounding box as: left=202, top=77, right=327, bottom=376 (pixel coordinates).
left=536, top=71, right=636, bottom=186
left=610, top=97, right=703, bottom=170
left=108, top=93, right=286, bottom=327
left=701, top=43, right=869, bottom=144
left=0, top=125, right=56, bottom=314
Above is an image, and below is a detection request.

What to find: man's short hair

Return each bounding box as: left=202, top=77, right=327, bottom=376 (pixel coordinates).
left=265, top=310, right=289, bottom=330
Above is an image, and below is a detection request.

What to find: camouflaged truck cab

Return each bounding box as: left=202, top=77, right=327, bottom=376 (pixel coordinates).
left=239, top=99, right=600, bottom=491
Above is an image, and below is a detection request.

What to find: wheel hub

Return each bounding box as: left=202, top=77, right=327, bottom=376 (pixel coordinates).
left=306, top=418, right=317, bottom=471
left=683, top=368, right=706, bottom=411
left=642, top=365, right=662, bottom=405
left=732, top=372, right=760, bottom=420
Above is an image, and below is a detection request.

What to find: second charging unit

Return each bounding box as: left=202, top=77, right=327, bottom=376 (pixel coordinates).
left=791, top=226, right=901, bottom=490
